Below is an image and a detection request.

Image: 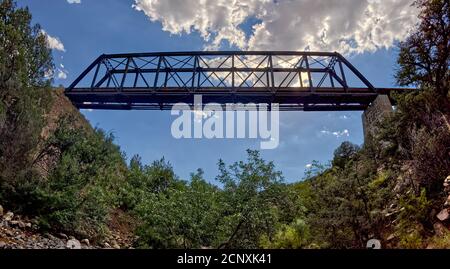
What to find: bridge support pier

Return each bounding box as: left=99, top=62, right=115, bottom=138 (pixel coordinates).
left=362, top=95, right=393, bottom=140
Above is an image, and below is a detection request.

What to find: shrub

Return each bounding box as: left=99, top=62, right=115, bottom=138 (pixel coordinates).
left=32, top=117, right=128, bottom=238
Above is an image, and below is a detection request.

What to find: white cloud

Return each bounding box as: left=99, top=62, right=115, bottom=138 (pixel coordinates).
left=133, top=0, right=418, bottom=54
left=320, top=128, right=350, bottom=138
left=67, top=0, right=81, bottom=4
left=305, top=164, right=313, bottom=169
left=57, top=69, right=68, bottom=80
left=41, top=30, right=66, bottom=52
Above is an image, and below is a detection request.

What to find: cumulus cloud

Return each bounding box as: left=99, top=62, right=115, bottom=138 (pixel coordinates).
left=57, top=69, right=68, bottom=80
left=320, top=129, right=350, bottom=138
left=41, top=30, right=66, bottom=52
left=67, top=0, right=81, bottom=4
left=55, top=63, right=69, bottom=80
left=133, top=0, right=418, bottom=54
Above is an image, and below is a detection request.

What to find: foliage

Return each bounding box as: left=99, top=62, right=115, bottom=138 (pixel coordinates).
left=332, top=142, right=360, bottom=169
left=428, top=233, right=450, bottom=249
left=0, top=0, right=53, bottom=92
left=31, top=116, right=128, bottom=238
left=135, top=169, right=223, bottom=249
left=398, top=189, right=430, bottom=227
left=300, top=146, right=393, bottom=249
left=122, top=155, right=180, bottom=210
left=132, top=150, right=292, bottom=249
left=396, top=0, right=449, bottom=98
left=260, top=218, right=311, bottom=249
left=0, top=0, right=53, bottom=210
left=215, top=150, right=288, bottom=249
left=398, top=229, right=424, bottom=249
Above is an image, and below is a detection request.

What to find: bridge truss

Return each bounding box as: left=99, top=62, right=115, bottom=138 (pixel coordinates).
left=65, top=51, right=395, bottom=111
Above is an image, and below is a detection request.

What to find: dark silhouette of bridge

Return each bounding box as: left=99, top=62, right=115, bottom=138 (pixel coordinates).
left=65, top=51, right=403, bottom=111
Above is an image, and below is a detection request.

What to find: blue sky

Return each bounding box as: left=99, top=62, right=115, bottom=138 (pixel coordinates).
left=18, top=0, right=416, bottom=183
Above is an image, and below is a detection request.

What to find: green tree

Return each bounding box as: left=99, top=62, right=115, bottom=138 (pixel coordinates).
left=123, top=156, right=180, bottom=209
left=0, top=0, right=53, bottom=208
left=301, top=147, right=391, bottom=249
left=135, top=169, right=223, bottom=249
left=332, top=142, right=360, bottom=169
left=391, top=0, right=450, bottom=195
left=32, top=117, right=129, bottom=238
left=0, top=0, right=52, bottom=93
left=216, top=150, right=287, bottom=249
left=396, top=0, right=449, bottom=99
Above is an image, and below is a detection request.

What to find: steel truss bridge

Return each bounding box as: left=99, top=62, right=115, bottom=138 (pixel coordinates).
left=65, top=51, right=402, bottom=111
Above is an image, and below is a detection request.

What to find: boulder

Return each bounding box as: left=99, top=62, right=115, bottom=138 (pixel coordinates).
left=81, top=239, right=90, bottom=246
left=445, top=196, right=450, bottom=207
left=66, top=239, right=81, bottom=249
left=445, top=176, right=450, bottom=192
left=3, top=212, right=14, bottom=221
left=437, top=209, right=450, bottom=221
left=433, top=222, right=447, bottom=236
left=366, top=239, right=381, bottom=249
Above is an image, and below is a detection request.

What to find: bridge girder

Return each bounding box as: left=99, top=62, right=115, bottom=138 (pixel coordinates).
left=65, top=51, right=396, bottom=111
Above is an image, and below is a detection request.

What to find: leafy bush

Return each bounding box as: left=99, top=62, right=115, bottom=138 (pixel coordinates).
left=428, top=233, right=450, bottom=249
left=134, top=170, right=223, bottom=249
left=260, top=218, right=311, bottom=249
left=121, top=155, right=180, bottom=210
left=31, top=117, right=128, bottom=238
left=0, top=0, right=53, bottom=210
left=398, top=229, right=424, bottom=249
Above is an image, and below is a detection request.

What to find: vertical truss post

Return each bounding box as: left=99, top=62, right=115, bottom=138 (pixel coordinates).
left=120, top=57, right=131, bottom=91
left=297, top=57, right=304, bottom=88
left=304, top=55, right=313, bottom=92
left=154, top=56, right=162, bottom=90
left=231, top=55, right=235, bottom=91
left=133, top=66, right=139, bottom=88
left=106, top=64, right=112, bottom=87
left=192, top=55, right=198, bottom=91
left=268, top=55, right=275, bottom=93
